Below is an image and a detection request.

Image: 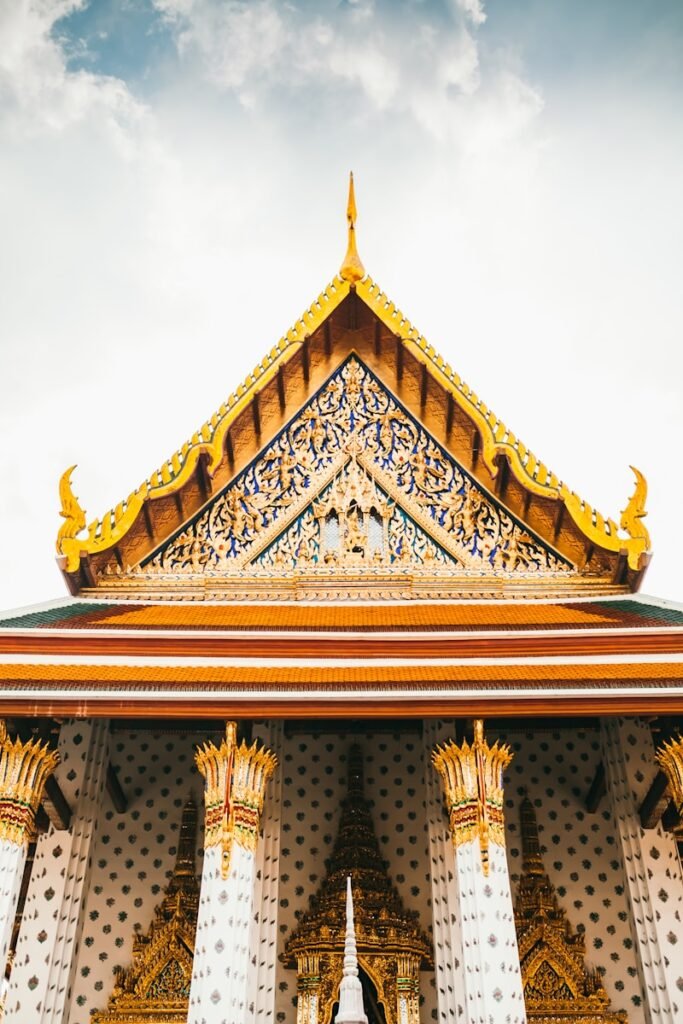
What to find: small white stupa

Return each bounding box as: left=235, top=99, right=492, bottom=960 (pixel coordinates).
left=335, top=876, right=369, bottom=1024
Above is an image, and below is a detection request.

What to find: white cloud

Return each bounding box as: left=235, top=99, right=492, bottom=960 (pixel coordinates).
left=0, top=0, right=681, bottom=610
left=151, top=0, right=536, bottom=147
left=0, top=0, right=145, bottom=148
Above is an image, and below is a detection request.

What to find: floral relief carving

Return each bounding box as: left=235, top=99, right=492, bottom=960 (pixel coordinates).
left=140, top=358, right=570, bottom=578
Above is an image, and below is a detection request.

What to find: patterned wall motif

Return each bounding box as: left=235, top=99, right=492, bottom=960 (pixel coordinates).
left=500, top=725, right=644, bottom=1017
left=67, top=730, right=216, bottom=1024
left=275, top=730, right=438, bottom=1024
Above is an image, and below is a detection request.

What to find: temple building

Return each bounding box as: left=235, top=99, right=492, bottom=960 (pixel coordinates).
left=1, top=177, right=682, bottom=1024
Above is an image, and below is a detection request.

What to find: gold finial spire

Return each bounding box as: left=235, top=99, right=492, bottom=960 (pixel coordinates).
left=340, top=172, right=365, bottom=284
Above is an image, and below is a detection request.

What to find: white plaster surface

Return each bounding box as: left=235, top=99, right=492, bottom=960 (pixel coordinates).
left=249, top=720, right=285, bottom=1024
left=188, top=842, right=256, bottom=1024
left=66, top=728, right=214, bottom=1023
left=602, top=717, right=683, bottom=1023
left=6, top=720, right=108, bottom=1024
left=0, top=839, right=27, bottom=973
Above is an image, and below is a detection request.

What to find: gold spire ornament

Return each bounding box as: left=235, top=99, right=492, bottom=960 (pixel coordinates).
left=340, top=172, right=365, bottom=284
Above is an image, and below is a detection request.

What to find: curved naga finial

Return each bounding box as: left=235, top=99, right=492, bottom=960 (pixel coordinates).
left=619, top=466, right=650, bottom=571
left=56, top=465, right=87, bottom=564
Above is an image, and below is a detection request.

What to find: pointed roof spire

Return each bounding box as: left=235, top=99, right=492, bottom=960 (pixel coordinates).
left=164, top=796, right=200, bottom=910
left=340, top=172, right=366, bottom=284
left=335, top=876, right=368, bottom=1024
left=519, top=794, right=546, bottom=879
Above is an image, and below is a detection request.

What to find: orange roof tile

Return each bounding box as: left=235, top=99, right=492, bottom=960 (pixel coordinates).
left=19, top=599, right=681, bottom=633
left=0, top=662, right=680, bottom=689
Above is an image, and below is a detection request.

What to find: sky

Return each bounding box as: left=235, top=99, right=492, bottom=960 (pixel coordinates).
left=0, top=0, right=681, bottom=611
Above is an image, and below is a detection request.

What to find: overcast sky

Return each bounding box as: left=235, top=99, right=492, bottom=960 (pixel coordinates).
left=1, top=0, right=681, bottom=611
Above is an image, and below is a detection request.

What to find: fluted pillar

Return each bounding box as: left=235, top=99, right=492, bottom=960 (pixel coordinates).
left=248, top=720, right=284, bottom=1024
left=0, top=720, right=58, bottom=974
left=189, top=722, right=277, bottom=1024
left=423, top=720, right=462, bottom=1024
left=602, top=717, right=682, bottom=1022
left=6, top=719, right=109, bottom=1024
left=432, top=720, right=526, bottom=1024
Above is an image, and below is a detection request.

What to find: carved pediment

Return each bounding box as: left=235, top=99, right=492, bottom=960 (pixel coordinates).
left=114, top=358, right=572, bottom=591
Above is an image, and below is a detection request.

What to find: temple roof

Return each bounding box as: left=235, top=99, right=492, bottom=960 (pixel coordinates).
left=55, top=178, right=651, bottom=597
left=0, top=593, right=680, bottom=718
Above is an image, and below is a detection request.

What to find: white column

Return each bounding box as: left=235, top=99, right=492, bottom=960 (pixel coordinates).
left=189, top=722, right=277, bottom=1024
left=602, top=717, right=683, bottom=1023
left=423, top=720, right=462, bottom=1024
left=5, top=718, right=109, bottom=1024
left=248, top=720, right=284, bottom=1024
left=0, top=722, right=58, bottom=977
left=432, top=721, right=526, bottom=1024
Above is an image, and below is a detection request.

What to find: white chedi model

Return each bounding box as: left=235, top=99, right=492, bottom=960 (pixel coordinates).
left=335, top=876, right=369, bottom=1024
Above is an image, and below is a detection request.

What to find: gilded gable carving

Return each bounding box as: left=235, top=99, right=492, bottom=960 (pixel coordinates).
left=138, top=358, right=570, bottom=580
left=256, top=456, right=458, bottom=570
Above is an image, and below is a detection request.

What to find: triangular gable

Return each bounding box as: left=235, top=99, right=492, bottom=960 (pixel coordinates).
left=121, top=357, right=571, bottom=587
left=56, top=185, right=650, bottom=596
left=252, top=459, right=462, bottom=571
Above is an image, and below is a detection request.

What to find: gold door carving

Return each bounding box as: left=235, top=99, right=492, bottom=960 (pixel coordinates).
left=515, top=797, right=628, bottom=1024
left=282, top=746, right=432, bottom=1024
left=92, top=799, right=200, bottom=1024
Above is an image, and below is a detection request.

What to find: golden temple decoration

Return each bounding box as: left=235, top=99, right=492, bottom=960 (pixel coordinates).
left=515, top=796, right=627, bottom=1023
left=432, top=719, right=511, bottom=875
left=282, top=746, right=432, bottom=1024
left=92, top=798, right=200, bottom=1024
left=655, top=734, right=683, bottom=828
left=61, top=183, right=650, bottom=581
left=0, top=720, right=59, bottom=847
left=139, top=359, right=570, bottom=581
left=619, top=466, right=650, bottom=571
left=340, top=171, right=365, bottom=284
left=195, top=721, right=277, bottom=879
left=56, top=465, right=88, bottom=571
